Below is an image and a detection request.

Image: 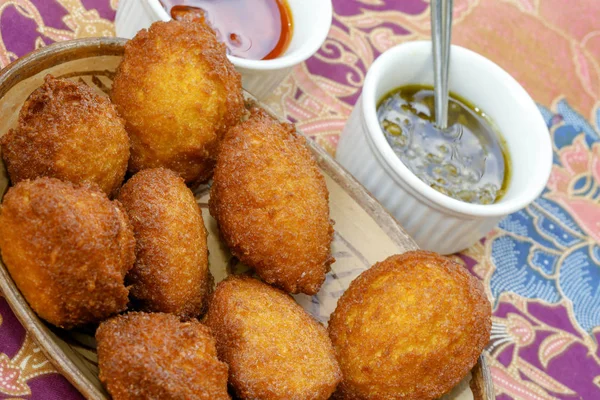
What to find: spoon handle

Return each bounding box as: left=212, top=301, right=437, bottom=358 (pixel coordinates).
left=431, top=0, right=453, bottom=130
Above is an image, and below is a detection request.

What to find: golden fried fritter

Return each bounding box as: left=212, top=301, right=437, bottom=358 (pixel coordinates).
left=117, top=168, right=210, bottom=319
left=0, top=75, right=129, bottom=197
left=328, top=250, right=492, bottom=400
left=111, top=20, right=244, bottom=184
left=97, top=312, right=230, bottom=400
left=0, top=178, right=134, bottom=328
left=209, top=110, right=334, bottom=295
left=204, top=276, right=341, bottom=400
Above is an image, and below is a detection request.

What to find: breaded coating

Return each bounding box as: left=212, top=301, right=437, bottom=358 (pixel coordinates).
left=204, top=276, right=341, bottom=400
left=209, top=110, right=334, bottom=295
left=117, top=168, right=210, bottom=318
left=328, top=250, right=492, bottom=400
left=0, top=75, right=129, bottom=197
left=97, top=312, right=230, bottom=400
left=111, top=20, right=244, bottom=184
left=0, top=178, right=134, bottom=328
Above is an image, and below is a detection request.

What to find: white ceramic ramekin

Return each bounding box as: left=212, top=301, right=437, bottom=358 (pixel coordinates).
left=336, top=41, right=552, bottom=255
left=115, top=0, right=332, bottom=100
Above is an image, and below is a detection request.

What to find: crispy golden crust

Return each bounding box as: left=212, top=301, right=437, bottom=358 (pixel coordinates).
left=204, top=276, right=341, bottom=400
left=209, top=110, right=334, bottom=295
left=111, top=20, right=244, bottom=184
left=97, top=312, right=230, bottom=400
left=328, top=250, right=492, bottom=400
left=117, top=168, right=209, bottom=319
left=0, top=75, right=129, bottom=197
left=0, top=178, right=134, bottom=328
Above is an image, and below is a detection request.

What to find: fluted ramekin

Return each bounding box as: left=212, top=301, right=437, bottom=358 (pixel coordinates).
left=336, top=41, right=552, bottom=254
left=115, top=0, right=332, bottom=100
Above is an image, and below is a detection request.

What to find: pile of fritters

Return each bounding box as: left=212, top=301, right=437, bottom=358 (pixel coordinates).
left=0, top=18, right=491, bottom=400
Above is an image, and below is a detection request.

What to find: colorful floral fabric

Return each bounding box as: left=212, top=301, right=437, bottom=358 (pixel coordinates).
left=460, top=99, right=600, bottom=400
left=0, top=0, right=599, bottom=399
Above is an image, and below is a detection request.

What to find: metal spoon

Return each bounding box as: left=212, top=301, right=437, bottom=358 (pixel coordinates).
left=431, top=0, right=453, bottom=130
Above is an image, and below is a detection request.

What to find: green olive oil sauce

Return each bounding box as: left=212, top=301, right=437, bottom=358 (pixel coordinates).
left=377, top=85, right=511, bottom=204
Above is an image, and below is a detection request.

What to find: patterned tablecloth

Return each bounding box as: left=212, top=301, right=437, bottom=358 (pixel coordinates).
left=0, top=0, right=599, bottom=399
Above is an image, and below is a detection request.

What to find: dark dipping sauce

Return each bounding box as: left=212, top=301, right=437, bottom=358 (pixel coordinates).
left=377, top=85, right=510, bottom=205
left=162, top=0, right=293, bottom=60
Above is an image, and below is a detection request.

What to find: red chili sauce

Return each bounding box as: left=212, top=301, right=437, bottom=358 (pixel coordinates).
left=162, top=0, right=294, bottom=60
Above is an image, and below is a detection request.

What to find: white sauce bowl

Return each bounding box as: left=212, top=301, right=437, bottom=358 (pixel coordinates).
left=115, top=0, right=332, bottom=100
left=336, top=41, right=552, bottom=254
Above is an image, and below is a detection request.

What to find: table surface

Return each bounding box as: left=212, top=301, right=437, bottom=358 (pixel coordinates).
left=0, top=0, right=599, bottom=399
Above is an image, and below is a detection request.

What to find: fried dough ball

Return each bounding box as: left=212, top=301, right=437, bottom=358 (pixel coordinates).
left=111, top=20, right=244, bottom=184
left=204, top=276, right=341, bottom=400
left=209, top=110, right=334, bottom=295
left=328, top=250, right=492, bottom=400
left=0, top=75, right=129, bottom=197
left=0, top=178, right=134, bottom=328
left=97, top=312, right=230, bottom=400
left=117, top=168, right=210, bottom=319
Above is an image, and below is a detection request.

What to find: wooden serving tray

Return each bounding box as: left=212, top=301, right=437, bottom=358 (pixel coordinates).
left=0, top=37, right=494, bottom=400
